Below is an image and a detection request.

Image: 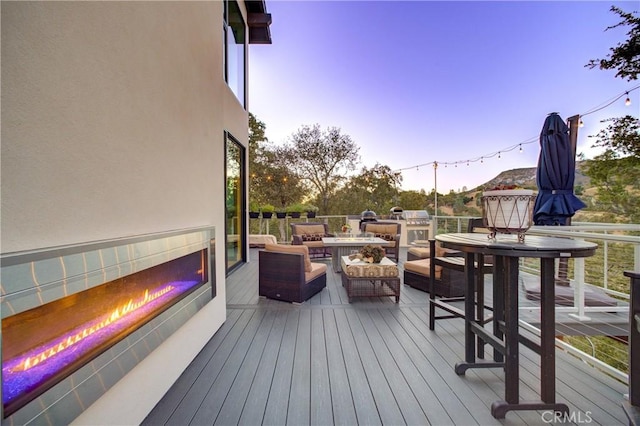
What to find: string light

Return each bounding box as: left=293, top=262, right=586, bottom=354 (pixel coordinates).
left=393, top=85, right=638, bottom=175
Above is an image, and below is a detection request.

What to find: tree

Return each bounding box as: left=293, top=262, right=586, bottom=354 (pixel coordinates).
left=398, top=189, right=428, bottom=211
left=282, top=124, right=360, bottom=212
left=248, top=113, right=305, bottom=209
left=585, top=6, right=640, bottom=81
left=589, top=115, right=640, bottom=158
left=584, top=6, right=640, bottom=222
left=329, top=164, right=402, bottom=215
left=248, top=113, right=268, bottom=206
left=583, top=151, right=640, bottom=221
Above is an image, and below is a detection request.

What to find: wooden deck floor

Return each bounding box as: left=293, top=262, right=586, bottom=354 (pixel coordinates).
left=143, top=249, right=628, bottom=425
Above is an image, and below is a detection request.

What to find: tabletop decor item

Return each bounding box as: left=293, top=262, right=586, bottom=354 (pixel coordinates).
left=341, top=223, right=352, bottom=233
left=358, top=244, right=385, bottom=263
left=481, top=185, right=536, bottom=243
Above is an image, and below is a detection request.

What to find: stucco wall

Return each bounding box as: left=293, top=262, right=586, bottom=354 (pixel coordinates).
left=1, top=1, right=247, bottom=253
left=2, top=1, right=249, bottom=423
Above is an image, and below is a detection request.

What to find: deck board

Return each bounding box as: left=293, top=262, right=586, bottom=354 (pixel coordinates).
left=143, top=248, right=629, bottom=425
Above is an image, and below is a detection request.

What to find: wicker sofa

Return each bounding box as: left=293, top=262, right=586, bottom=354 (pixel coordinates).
left=290, top=222, right=333, bottom=258
left=259, top=244, right=327, bottom=303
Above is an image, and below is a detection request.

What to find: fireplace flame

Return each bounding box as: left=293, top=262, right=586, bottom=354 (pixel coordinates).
left=16, top=285, right=175, bottom=372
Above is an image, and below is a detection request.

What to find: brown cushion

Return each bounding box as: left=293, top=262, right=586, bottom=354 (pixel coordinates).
left=408, top=247, right=430, bottom=259
left=403, top=259, right=442, bottom=279
left=305, top=262, right=327, bottom=282
left=295, top=225, right=325, bottom=235
left=366, top=224, right=397, bottom=235
left=435, top=242, right=460, bottom=257
left=265, top=243, right=312, bottom=272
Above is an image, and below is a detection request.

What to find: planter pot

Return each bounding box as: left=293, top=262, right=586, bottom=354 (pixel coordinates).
left=306, top=211, right=317, bottom=218
left=276, top=212, right=287, bottom=219
left=481, top=189, right=535, bottom=242
left=289, top=212, right=301, bottom=218
left=262, top=212, right=273, bottom=219
left=249, top=212, right=260, bottom=219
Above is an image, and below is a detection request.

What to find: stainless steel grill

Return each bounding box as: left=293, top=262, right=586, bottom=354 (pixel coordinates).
left=402, top=210, right=430, bottom=225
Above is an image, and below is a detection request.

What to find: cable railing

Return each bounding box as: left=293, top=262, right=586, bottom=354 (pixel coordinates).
left=249, top=214, right=639, bottom=385
left=431, top=215, right=639, bottom=385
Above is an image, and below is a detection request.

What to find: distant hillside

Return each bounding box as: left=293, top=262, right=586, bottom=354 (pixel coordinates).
left=472, top=161, right=590, bottom=192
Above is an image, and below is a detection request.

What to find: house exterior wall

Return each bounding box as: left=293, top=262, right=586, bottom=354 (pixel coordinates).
left=1, top=1, right=247, bottom=252
left=1, top=1, right=251, bottom=423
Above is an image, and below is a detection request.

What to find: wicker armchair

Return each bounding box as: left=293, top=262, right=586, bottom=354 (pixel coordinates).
left=406, top=217, right=489, bottom=262
left=290, top=222, right=333, bottom=258
left=403, top=240, right=465, bottom=297
left=259, top=244, right=327, bottom=303
left=360, top=221, right=401, bottom=262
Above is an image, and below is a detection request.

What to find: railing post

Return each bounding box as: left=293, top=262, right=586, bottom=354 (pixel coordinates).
left=604, top=234, right=609, bottom=290
left=570, top=256, right=589, bottom=320
left=623, top=271, right=640, bottom=425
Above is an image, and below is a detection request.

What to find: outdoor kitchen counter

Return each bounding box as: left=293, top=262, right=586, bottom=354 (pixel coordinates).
left=435, top=232, right=597, bottom=419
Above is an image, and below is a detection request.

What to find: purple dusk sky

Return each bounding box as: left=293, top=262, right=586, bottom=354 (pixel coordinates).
left=249, top=1, right=639, bottom=194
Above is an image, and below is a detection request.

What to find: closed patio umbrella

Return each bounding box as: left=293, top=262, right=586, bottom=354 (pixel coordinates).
left=527, top=113, right=615, bottom=306
left=533, top=112, right=586, bottom=226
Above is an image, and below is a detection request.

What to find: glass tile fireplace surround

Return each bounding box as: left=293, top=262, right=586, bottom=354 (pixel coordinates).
left=1, top=227, right=215, bottom=424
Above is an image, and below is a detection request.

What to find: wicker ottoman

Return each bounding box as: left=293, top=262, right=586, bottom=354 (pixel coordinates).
left=340, top=256, right=400, bottom=303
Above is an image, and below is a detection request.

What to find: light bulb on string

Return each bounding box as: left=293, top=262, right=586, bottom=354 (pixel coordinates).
left=625, top=92, right=631, bottom=106
left=480, top=157, right=484, bottom=164
left=498, top=152, right=501, bottom=160
left=519, top=144, right=523, bottom=153
left=579, top=119, right=584, bottom=127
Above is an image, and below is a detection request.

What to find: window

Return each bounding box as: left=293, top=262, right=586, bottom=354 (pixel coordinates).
left=224, top=0, right=246, bottom=107
left=225, top=133, right=246, bottom=271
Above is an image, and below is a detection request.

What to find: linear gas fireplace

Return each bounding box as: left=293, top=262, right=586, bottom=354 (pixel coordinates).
left=1, top=227, right=215, bottom=424
left=3, top=250, right=207, bottom=417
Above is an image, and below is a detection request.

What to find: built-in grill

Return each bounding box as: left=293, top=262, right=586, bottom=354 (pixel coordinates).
left=402, top=210, right=430, bottom=225
left=401, top=210, right=431, bottom=244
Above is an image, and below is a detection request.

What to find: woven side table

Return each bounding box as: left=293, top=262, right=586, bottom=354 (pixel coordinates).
left=340, top=256, right=400, bottom=303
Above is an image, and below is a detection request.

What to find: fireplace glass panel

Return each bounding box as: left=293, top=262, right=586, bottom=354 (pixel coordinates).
left=2, top=249, right=208, bottom=417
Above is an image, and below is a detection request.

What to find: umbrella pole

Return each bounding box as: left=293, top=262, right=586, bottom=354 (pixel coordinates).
left=556, top=115, right=581, bottom=286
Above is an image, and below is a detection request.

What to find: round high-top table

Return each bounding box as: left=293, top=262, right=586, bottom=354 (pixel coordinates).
left=435, top=233, right=597, bottom=419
